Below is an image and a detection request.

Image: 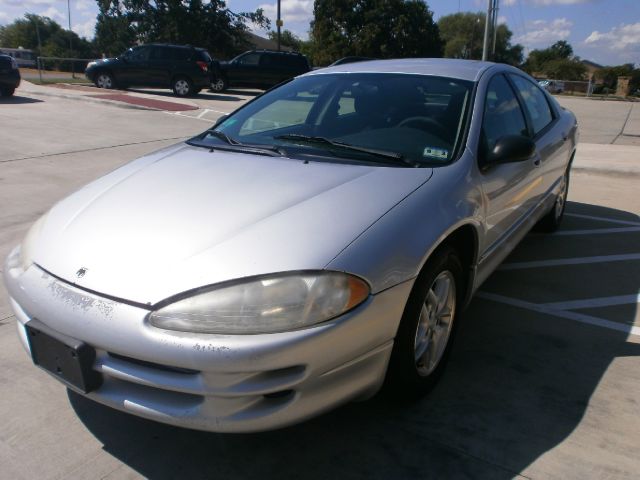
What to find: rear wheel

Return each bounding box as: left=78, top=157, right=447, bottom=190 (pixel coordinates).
left=172, top=76, right=193, bottom=97
left=94, top=72, right=115, bottom=89
left=536, top=167, right=570, bottom=233
left=210, top=77, right=227, bottom=92
left=384, top=247, right=463, bottom=399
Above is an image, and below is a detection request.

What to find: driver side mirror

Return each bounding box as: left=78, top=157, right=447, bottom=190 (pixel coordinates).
left=484, top=135, right=535, bottom=166
left=212, top=114, right=229, bottom=128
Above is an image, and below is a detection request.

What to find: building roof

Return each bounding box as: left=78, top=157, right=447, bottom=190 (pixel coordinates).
left=245, top=32, right=293, bottom=52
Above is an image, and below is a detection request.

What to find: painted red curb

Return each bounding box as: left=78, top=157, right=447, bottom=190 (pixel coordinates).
left=92, top=93, right=199, bottom=111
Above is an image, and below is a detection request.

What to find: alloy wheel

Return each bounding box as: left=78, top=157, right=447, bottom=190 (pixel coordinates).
left=174, top=79, right=190, bottom=96
left=96, top=74, right=112, bottom=89
left=413, top=270, right=457, bottom=377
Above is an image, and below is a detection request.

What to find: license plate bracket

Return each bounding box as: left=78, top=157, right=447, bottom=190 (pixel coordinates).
left=25, top=320, right=102, bottom=393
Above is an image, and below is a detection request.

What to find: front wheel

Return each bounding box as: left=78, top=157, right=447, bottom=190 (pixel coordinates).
left=172, top=76, right=194, bottom=97
left=94, top=72, right=115, bottom=89
left=384, top=247, right=463, bottom=399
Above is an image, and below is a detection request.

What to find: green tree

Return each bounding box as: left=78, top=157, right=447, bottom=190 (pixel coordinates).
left=542, top=58, right=586, bottom=81
left=549, top=40, right=573, bottom=59
left=310, top=0, right=443, bottom=66
left=94, top=7, right=136, bottom=57
left=267, top=29, right=304, bottom=51
left=594, top=63, right=640, bottom=94
left=0, top=14, right=65, bottom=55
left=0, top=14, right=97, bottom=70
left=438, top=12, right=523, bottom=65
left=94, top=0, right=270, bottom=59
left=524, top=40, right=575, bottom=74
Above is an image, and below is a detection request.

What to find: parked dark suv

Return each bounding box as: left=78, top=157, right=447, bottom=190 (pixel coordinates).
left=0, top=54, right=21, bottom=97
left=85, top=44, right=213, bottom=97
left=211, top=50, right=310, bottom=92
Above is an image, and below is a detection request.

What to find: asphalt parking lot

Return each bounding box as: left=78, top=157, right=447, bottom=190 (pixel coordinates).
left=0, top=83, right=639, bottom=479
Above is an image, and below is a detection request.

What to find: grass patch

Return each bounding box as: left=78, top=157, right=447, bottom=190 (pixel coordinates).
left=29, top=78, right=92, bottom=86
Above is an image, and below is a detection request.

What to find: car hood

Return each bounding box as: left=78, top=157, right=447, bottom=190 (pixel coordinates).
left=30, top=144, right=432, bottom=305
left=92, top=58, right=116, bottom=65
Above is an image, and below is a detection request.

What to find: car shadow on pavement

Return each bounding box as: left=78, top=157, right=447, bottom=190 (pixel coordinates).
left=0, top=95, right=44, bottom=104
left=68, top=201, right=640, bottom=479
left=223, top=89, right=263, bottom=97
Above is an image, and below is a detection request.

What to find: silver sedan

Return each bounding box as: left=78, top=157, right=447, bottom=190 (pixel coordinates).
left=3, top=59, right=577, bottom=432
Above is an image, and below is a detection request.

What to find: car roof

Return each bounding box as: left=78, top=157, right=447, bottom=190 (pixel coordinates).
left=306, top=58, right=500, bottom=82
left=248, top=49, right=306, bottom=56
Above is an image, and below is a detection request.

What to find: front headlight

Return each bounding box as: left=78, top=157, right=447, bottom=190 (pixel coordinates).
left=19, top=213, right=48, bottom=271
left=148, top=271, right=370, bottom=334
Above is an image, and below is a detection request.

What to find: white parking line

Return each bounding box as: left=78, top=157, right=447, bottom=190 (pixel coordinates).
left=542, top=294, right=640, bottom=310
left=553, top=227, right=640, bottom=236
left=565, top=213, right=640, bottom=226
left=500, top=253, right=640, bottom=270
left=477, top=292, right=640, bottom=337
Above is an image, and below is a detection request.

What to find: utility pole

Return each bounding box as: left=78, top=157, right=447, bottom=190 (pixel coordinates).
left=491, top=0, right=499, bottom=57
left=67, top=0, right=74, bottom=77
left=276, top=0, right=282, bottom=51
left=482, top=0, right=499, bottom=61
left=32, top=17, right=43, bottom=83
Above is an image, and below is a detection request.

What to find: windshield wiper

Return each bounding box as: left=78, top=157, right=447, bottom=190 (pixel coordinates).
left=203, top=129, right=285, bottom=156
left=206, top=129, right=242, bottom=146
left=274, top=134, right=416, bottom=166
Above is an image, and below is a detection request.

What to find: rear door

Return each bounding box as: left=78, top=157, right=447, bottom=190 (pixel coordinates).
left=231, top=52, right=262, bottom=86
left=118, top=46, right=152, bottom=86
left=146, top=46, right=172, bottom=87
left=258, top=53, right=282, bottom=86
left=507, top=73, right=570, bottom=201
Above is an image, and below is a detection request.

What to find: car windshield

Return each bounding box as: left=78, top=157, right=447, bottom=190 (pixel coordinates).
left=196, top=73, right=473, bottom=166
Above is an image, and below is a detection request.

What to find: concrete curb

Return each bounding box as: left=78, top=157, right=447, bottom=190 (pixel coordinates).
left=573, top=142, right=640, bottom=176
left=23, top=88, right=158, bottom=111
left=572, top=165, right=640, bottom=177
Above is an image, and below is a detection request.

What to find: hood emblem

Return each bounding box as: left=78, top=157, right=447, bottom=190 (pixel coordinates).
left=76, top=268, right=88, bottom=278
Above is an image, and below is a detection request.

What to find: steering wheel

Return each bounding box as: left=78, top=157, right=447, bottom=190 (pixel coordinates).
left=397, top=116, right=449, bottom=140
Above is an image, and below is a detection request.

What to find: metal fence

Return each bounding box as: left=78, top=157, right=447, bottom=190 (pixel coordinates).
left=34, top=56, right=97, bottom=84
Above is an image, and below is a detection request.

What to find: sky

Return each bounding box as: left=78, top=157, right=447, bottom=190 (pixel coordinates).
left=0, top=0, right=639, bottom=66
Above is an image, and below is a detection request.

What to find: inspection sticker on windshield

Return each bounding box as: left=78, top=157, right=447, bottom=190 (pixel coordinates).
left=423, top=147, right=448, bottom=160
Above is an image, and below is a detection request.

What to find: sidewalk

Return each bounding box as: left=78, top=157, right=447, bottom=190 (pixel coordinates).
left=573, top=143, right=640, bottom=176
left=17, top=80, right=200, bottom=112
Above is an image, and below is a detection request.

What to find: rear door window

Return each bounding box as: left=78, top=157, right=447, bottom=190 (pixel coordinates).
left=238, top=53, right=260, bottom=66
left=129, top=46, right=151, bottom=62
left=509, top=74, right=554, bottom=136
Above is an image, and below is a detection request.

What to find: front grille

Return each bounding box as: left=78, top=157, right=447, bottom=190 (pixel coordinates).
left=107, top=352, right=199, bottom=375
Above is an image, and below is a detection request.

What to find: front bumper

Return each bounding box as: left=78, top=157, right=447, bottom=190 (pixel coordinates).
left=4, top=258, right=412, bottom=432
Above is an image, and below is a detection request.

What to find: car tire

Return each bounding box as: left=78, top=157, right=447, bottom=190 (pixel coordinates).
left=1, top=87, right=15, bottom=97
left=172, top=76, right=194, bottom=97
left=94, top=72, right=115, bottom=89
left=536, top=166, right=570, bottom=233
left=383, top=246, right=464, bottom=399
left=210, top=77, right=228, bottom=92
